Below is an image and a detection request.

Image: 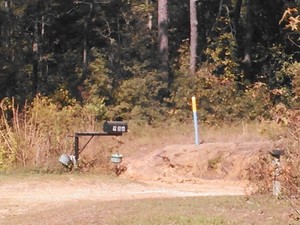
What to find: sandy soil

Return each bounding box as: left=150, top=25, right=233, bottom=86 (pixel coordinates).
left=0, top=141, right=275, bottom=224
left=0, top=176, right=248, bottom=219
left=0, top=177, right=251, bottom=225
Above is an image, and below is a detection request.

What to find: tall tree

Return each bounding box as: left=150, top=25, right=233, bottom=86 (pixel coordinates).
left=158, top=0, right=169, bottom=71
left=3, top=0, right=11, bottom=49
left=74, top=1, right=94, bottom=82
left=0, top=0, right=20, bottom=97
left=29, top=0, right=53, bottom=96
left=32, top=15, right=39, bottom=95
left=243, top=0, right=254, bottom=81
left=233, top=0, right=242, bottom=33
left=189, top=0, right=198, bottom=74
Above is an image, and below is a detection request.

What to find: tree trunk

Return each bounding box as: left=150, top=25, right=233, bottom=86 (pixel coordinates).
left=190, top=0, right=198, bottom=75
left=3, top=0, right=11, bottom=49
left=32, top=18, right=39, bottom=95
left=83, top=3, right=93, bottom=81
left=146, top=0, right=153, bottom=30
left=40, top=9, right=46, bottom=83
left=158, top=0, right=169, bottom=71
left=243, top=0, right=254, bottom=81
left=233, top=0, right=242, bottom=31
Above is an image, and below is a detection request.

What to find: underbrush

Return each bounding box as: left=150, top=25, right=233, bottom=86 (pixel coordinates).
left=0, top=95, right=105, bottom=171
left=0, top=95, right=299, bottom=201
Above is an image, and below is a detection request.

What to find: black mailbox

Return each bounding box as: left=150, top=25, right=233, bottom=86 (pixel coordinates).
left=270, top=149, right=284, bottom=158
left=103, top=121, right=128, bottom=134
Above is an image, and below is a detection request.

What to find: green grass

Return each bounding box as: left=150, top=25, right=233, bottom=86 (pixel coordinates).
left=114, top=215, right=227, bottom=225
left=2, top=194, right=296, bottom=225
left=105, top=196, right=293, bottom=225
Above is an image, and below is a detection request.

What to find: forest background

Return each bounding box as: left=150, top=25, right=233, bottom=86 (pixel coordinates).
left=0, top=0, right=299, bottom=190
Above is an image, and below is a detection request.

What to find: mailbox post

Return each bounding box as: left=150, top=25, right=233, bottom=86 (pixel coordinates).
left=65, top=121, right=128, bottom=167
left=270, top=149, right=283, bottom=197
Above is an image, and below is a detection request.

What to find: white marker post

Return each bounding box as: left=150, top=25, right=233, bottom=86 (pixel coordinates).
left=191, top=96, right=199, bottom=145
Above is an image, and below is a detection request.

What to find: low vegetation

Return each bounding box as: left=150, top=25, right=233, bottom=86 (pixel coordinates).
left=107, top=196, right=295, bottom=225
left=0, top=93, right=299, bottom=224
left=0, top=93, right=298, bottom=196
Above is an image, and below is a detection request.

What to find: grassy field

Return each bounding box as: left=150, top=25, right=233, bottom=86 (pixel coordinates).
left=2, top=192, right=296, bottom=225
left=104, top=196, right=294, bottom=225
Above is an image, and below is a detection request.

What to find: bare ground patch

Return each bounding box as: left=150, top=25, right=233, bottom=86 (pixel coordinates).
left=1, top=140, right=288, bottom=225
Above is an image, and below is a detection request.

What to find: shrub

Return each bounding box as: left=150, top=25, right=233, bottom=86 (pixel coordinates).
left=110, top=71, right=169, bottom=124
left=169, top=69, right=273, bottom=125
left=0, top=93, right=107, bottom=171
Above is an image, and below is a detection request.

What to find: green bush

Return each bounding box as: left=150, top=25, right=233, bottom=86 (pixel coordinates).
left=0, top=93, right=107, bottom=171
left=110, top=71, right=169, bottom=124
left=169, top=69, right=273, bottom=125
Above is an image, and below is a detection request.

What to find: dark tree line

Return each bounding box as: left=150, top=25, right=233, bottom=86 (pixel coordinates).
left=0, top=0, right=299, bottom=121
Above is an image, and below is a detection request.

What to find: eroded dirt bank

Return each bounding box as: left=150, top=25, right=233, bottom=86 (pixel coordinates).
left=122, top=141, right=273, bottom=183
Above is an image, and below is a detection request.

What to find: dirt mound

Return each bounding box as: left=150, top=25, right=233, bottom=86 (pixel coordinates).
left=122, top=141, right=273, bottom=184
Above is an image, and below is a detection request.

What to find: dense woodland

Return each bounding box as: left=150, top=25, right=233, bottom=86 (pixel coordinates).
left=0, top=1, right=299, bottom=172
left=0, top=0, right=299, bottom=122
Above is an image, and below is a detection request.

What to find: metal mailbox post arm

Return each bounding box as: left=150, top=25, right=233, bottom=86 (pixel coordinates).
left=74, top=135, right=79, bottom=162
left=73, top=132, right=123, bottom=164
left=71, top=121, right=128, bottom=167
